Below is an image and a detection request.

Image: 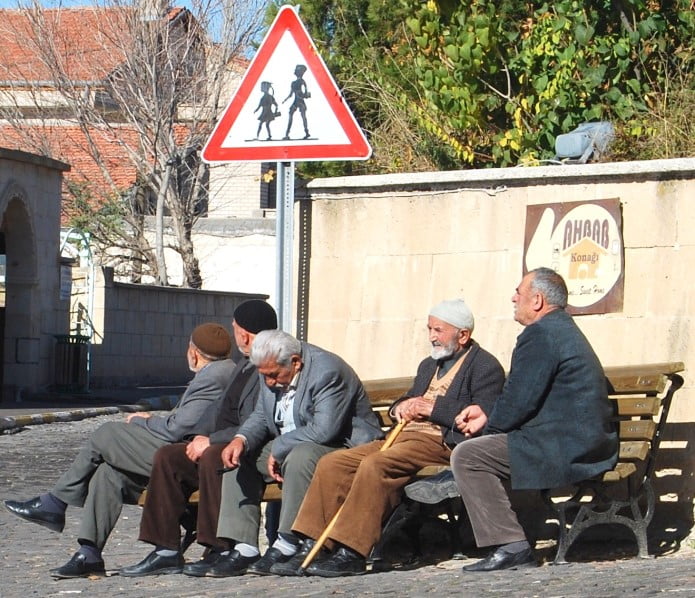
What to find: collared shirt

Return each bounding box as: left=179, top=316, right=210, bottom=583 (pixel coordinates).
left=274, top=371, right=301, bottom=434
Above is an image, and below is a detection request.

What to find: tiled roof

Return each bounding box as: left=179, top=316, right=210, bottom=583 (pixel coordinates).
left=0, top=8, right=128, bottom=82
left=2, top=122, right=139, bottom=222
left=0, top=6, right=188, bottom=82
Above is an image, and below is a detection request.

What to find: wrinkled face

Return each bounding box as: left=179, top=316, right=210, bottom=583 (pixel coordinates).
left=257, top=355, right=302, bottom=390
left=232, top=320, right=251, bottom=356
left=512, top=273, right=540, bottom=325
left=428, top=316, right=465, bottom=360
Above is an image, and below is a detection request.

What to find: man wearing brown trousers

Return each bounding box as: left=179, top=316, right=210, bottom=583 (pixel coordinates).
left=120, top=299, right=277, bottom=577
left=272, top=299, right=505, bottom=577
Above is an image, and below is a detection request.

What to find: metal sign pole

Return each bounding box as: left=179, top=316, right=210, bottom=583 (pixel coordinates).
left=275, top=161, right=295, bottom=333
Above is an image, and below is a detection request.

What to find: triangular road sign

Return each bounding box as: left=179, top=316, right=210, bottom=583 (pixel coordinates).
left=203, top=6, right=372, bottom=163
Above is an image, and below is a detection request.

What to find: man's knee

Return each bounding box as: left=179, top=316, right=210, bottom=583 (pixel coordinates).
left=89, top=421, right=127, bottom=449
left=152, top=443, right=184, bottom=471
left=282, top=442, right=326, bottom=479
left=199, top=444, right=223, bottom=470
left=451, top=437, right=487, bottom=472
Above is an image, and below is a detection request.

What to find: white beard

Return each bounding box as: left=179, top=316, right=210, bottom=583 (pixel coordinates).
left=431, top=344, right=455, bottom=360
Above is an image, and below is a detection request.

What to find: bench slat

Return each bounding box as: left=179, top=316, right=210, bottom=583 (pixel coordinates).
left=617, top=419, right=656, bottom=440
left=603, top=362, right=684, bottom=379
left=619, top=440, right=650, bottom=461
left=607, top=373, right=667, bottom=394
left=363, top=377, right=411, bottom=403
left=601, top=461, right=637, bottom=482
left=613, top=397, right=661, bottom=416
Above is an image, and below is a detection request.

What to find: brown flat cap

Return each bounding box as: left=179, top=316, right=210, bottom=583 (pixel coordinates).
left=191, top=323, right=232, bottom=359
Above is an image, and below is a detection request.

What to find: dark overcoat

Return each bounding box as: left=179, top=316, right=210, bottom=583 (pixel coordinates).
left=486, top=309, right=618, bottom=489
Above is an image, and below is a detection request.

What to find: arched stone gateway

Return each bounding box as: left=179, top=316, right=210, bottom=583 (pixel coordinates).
left=0, top=149, right=69, bottom=401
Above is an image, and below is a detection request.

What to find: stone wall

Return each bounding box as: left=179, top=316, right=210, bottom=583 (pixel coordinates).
left=299, top=157, right=695, bottom=541
left=0, top=148, right=69, bottom=399
left=89, top=267, right=268, bottom=388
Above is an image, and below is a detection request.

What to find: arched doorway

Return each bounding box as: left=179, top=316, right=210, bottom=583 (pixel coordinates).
left=0, top=192, right=38, bottom=402
left=0, top=231, right=5, bottom=393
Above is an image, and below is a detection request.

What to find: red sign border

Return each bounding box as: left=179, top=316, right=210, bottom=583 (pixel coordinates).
left=202, top=6, right=371, bottom=162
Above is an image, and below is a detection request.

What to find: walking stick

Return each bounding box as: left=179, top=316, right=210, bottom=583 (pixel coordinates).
left=299, top=418, right=408, bottom=572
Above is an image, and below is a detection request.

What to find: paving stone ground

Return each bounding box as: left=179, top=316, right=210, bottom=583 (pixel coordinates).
left=1, top=414, right=694, bottom=598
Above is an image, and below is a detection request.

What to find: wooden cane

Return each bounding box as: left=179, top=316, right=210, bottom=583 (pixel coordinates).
left=299, top=418, right=408, bottom=572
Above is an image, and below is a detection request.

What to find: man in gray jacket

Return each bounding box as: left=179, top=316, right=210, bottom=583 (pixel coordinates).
left=182, top=329, right=383, bottom=578
left=4, top=322, right=235, bottom=578
left=119, top=300, right=278, bottom=577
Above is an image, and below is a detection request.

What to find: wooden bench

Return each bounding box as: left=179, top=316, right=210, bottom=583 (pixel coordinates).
left=139, top=377, right=415, bottom=550
left=542, top=361, right=684, bottom=563
left=376, top=362, right=686, bottom=565
left=143, top=362, right=686, bottom=563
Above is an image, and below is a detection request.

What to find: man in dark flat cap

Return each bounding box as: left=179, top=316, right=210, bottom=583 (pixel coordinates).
left=120, top=299, right=278, bottom=577
left=4, top=322, right=236, bottom=579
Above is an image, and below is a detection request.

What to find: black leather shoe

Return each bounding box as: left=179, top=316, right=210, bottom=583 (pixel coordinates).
left=462, top=546, right=537, bottom=572
left=4, top=497, right=65, bottom=533
left=50, top=552, right=106, bottom=579
left=306, top=546, right=366, bottom=578
left=119, top=550, right=184, bottom=577
left=270, top=539, right=328, bottom=577
left=247, top=547, right=293, bottom=576
left=184, top=549, right=258, bottom=578
left=181, top=550, right=226, bottom=577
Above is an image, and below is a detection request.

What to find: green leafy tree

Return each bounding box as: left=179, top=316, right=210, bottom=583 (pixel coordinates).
left=402, top=0, right=695, bottom=166
left=272, top=0, right=695, bottom=173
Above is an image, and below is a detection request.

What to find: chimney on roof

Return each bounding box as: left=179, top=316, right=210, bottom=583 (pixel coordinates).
left=138, top=0, right=170, bottom=22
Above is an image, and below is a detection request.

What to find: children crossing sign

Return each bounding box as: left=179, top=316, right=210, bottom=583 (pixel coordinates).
left=202, top=5, right=372, bottom=162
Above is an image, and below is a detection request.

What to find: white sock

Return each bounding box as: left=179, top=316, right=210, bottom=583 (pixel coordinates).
left=272, top=537, right=298, bottom=556
left=234, top=543, right=260, bottom=558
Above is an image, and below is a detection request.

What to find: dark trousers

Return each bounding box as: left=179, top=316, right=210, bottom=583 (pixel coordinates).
left=139, top=442, right=228, bottom=551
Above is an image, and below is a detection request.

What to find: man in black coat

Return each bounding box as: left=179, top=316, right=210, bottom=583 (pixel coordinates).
left=119, top=299, right=277, bottom=577
left=451, top=267, right=618, bottom=572
left=272, top=299, right=505, bottom=578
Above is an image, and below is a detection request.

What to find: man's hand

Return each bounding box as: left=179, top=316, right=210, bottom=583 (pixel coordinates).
left=125, top=411, right=151, bottom=424
left=185, top=435, right=211, bottom=462
left=454, top=404, right=488, bottom=437
left=394, top=397, right=433, bottom=422
left=267, top=454, right=284, bottom=483
left=221, top=437, right=246, bottom=469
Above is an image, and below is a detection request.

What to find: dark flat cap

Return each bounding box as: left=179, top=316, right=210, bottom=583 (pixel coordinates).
left=233, top=300, right=278, bottom=334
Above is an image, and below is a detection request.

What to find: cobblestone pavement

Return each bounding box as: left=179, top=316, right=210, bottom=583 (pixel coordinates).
left=1, top=414, right=694, bottom=598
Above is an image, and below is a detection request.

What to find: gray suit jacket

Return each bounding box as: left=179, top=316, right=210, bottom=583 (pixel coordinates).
left=237, top=342, right=384, bottom=462
left=130, top=358, right=237, bottom=442
left=486, top=309, right=618, bottom=490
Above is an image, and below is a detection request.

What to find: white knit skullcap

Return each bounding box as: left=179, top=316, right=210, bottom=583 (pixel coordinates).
left=429, top=299, right=474, bottom=332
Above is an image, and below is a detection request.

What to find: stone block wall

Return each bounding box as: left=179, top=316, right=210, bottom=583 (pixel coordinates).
left=89, top=267, right=268, bottom=388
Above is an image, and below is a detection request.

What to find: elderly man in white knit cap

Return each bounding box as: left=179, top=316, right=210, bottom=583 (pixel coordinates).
left=271, top=299, right=506, bottom=577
